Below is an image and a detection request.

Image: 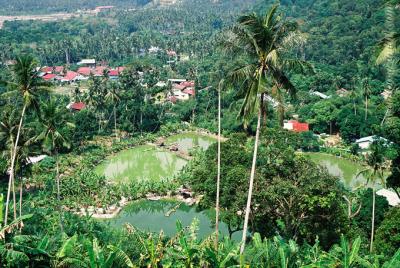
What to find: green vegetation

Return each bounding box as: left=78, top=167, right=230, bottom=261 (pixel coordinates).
left=0, top=0, right=399, bottom=267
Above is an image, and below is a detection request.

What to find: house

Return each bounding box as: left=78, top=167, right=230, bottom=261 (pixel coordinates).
left=155, top=81, right=167, bottom=87
left=166, top=50, right=177, bottom=57
left=77, top=67, right=92, bottom=76
left=67, top=102, right=86, bottom=111
left=109, top=67, right=125, bottom=79
left=336, top=88, right=350, bottom=97
left=310, top=91, right=331, bottom=99
left=381, top=89, right=392, bottom=100
left=168, top=78, right=187, bottom=83
left=77, top=59, right=96, bottom=68
left=27, top=155, right=47, bottom=164
left=283, top=120, right=309, bottom=132
left=59, top=71, right=79, bottom=83
left=168, top=89, right=190, bottom=101
left=149, top=46, right=161, bottom=54
left=355, top=136, right=389, bottom=150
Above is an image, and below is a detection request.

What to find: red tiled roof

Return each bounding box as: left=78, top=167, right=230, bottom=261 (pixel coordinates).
left=173, top=84, right=186, bottom=90
left=63, top=71, right=79, bottom=81
left=70, top=102, right=86, bottom=111
left=42, top=73, right=57, bottom=81
left=77, top=67, right=92, bottom=76
left=54, top=66, right=64, bottom=73
left=168, top=96, right=178, bottom=104
left=180, top=81, right=195, bottom=87
left=94, top=66, right=108, bottom=76
left=183, top=88, right=195, bottom=96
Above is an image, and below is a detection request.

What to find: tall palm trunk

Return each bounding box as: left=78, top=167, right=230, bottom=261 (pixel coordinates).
left=240, top=103, right=262, bottom=255
left=365, top=96, right=368, bottom=121
left=56, top=153, right=64, bottom=232
left=215, top=86, right=221, bottom=250
left=5, top=103, right=26, bottom=225
left=370, top=188, right=375, bottom=253
left=114, top=105, right=117, bottom=140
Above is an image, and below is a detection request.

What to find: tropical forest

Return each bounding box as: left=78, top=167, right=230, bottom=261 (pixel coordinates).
left=0, top=0, right=399, bottom=267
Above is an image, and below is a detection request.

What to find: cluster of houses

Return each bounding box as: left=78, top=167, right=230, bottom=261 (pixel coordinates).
left=166, top=79, right=196, bottom=103
left=39, top=59, right=125, bottom=83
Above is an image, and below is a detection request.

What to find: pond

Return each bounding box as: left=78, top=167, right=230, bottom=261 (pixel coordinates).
left=108, top=199, right=240, bottom=239
left=95, top=145, right=187, bottom=183
left=306, top=152, right=367, bottom=189
left=165, top=132, right=216, bottom=154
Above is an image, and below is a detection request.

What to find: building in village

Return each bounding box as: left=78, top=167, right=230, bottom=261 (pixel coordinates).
left=40, top=60, right=126, bottom=83
left=283, top=120, right=310, bottom=132
left=355, top=135, right=390, bottom=150
left=166, top=80, right=196, bottom=103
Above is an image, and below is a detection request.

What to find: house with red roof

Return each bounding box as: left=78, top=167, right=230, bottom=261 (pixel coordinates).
left=77, top=67, right=92, bottom=76
left=284, top=120, right=309, bottom=133
left=59, top=71, right=79, bottom=83
left=67, top=102, right=86, bottom=111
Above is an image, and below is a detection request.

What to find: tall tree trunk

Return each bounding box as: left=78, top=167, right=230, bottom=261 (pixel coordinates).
left=5, top=103, right=26, bottom=225
left=240, top=104, right=262, bottom=255
left=365, top=96, right=368, bottom=121
left=56, top=153, right=64, bottom=232
left=370, top=188, right=375, bottom=253
left=114, top=105, right=117, bottom=140
left=215, top=86, right=221, bottom=250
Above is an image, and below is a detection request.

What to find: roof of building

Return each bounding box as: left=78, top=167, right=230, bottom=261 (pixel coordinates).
left=173, top=84, right=186, bottom=90
left=27, top=155, right=47, bottom=164
left=376, top=189, right=400, bottom=206
left=183, top=88, right=195, bottom=96
left=54, top=66, right=64, bottom=73
left=68, top=102, right=86, bottom=111
left=77, top=67, right=92, bottom=76
left=168, top=96, right=178, bottom=104
left=94, top=66, right=108, bottom=76
left=42, top=73, right=57, bottom=81
left=62, top=71, right=79, bottom=81
left=180, top=81, right=195, bottom=87
left=355, top=135, right=388, bottom=144
left=78, top=59, right=96, bottom=65
left=311, top=91, right=331, bottom=99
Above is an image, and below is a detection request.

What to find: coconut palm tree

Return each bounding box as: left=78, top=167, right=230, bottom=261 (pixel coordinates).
left=221, top=4, right=312, bottom=254
left=105, top=83, right=121, bottom=140
left=361, top=78, right=371, bottom=121
left=357, top=140, right=387, bottom=253
left=36, top=99, right=75, bottom=232
left=215, top=81, right=222, bottom=250
left=1, top=55, right=50, bottom=226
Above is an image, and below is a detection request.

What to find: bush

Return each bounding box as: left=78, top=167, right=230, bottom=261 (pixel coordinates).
left=374, top=207, right=400, bottom=256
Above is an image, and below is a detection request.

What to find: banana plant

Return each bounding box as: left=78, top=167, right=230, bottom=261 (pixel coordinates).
left=85, top=238, right=134, bottom=268
left=323, top=235, right=361, bottom=268
left=203, top=237, right=240, bottom=268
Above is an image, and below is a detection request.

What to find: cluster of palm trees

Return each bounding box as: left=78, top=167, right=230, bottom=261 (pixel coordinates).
left=0, top=55, right=74, bottom=229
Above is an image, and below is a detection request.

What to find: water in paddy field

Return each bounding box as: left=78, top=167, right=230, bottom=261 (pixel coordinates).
left=107, top=199, right=241, bottom=240
left=95, top=145, right=187, bottom=183
left=165, top=132, right=216, bottom=154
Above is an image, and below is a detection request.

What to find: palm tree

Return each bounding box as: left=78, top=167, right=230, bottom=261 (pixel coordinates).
left=222, top=5, right=311, bottom=254
left=361, top=78, right=371, bottom=121
left=36, top=99, right=75, bottom=232
left=215, top=81, right=222, bottom=250
left=105, top=83, right=121, bottom=141
left=1, top=55, right=49, bottom=226
left=357, top=140, right=387, bottom=253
